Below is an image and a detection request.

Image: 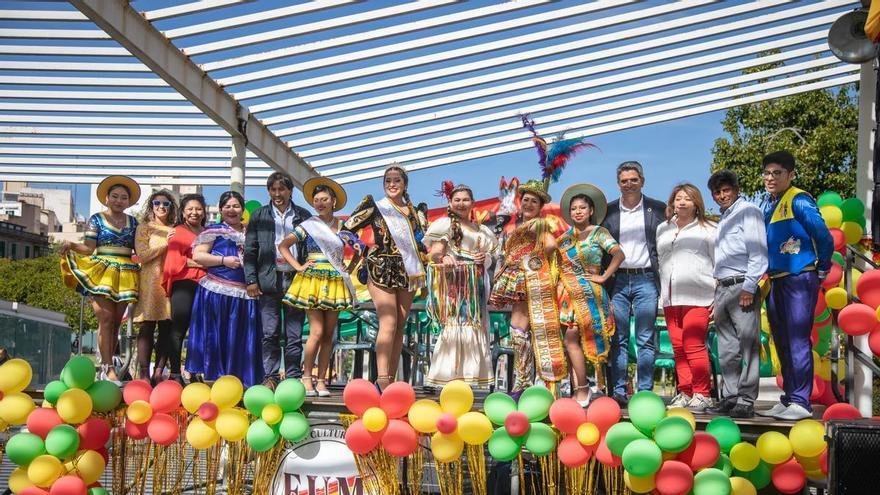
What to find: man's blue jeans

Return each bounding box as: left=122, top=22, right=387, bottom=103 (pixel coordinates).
left=608, top=271, right=658, bottom=397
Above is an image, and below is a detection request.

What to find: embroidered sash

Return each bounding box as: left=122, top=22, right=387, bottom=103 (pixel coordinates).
left=299, top=217, right=358, bottom=307
left=375, top=197, right=425, bottom=290
left=522, top=253, right=567, bottom=382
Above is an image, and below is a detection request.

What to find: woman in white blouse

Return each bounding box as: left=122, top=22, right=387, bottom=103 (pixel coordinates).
left=656, top=183, right=717, bottom=412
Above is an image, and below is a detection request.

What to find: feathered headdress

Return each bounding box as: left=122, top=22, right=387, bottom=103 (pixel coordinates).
left=435, top=180, right=456, bottom=201
left=521, top=114, right=595, bottom=191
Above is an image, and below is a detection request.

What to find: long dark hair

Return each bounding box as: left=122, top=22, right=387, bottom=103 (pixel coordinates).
left=446, top=185, right=473, bottom=248
left=176, top=193, right=207, bottom=227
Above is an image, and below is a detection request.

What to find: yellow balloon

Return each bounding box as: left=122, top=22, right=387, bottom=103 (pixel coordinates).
left=816, top=357, right=832, bottom=382
left=666, top=407, right=696, bottom=431
left=806, top=468, right=826, bottom=481
left=408, top=399, right=442, bottom=434
left=757, top=431, right=793, bottom=464
left=126, top=399, right=153, bottom=425
left=182, top=382, right=212, bottom=414
left=0, top=392, right=35, bottom=425
left=820, top=206, right=843, bottom=228
left=431, top=431, right=464, bottom=463
left=242, top=210, right=251, bottom=224
left=576, top=422, right=600, bottom=446
left=56, top=388, right=92, bottom=424
left=262, top=403, right=283, bottom=425
left=825, top=287, right=848, bottom=310
left=72, top=449, right=106, bottom=485
left=851, top=269, right=862, bottom=296
left=795, top=451, right=823, bottom=471
left=0, top=358, right=32, bottom=394
left=730, top=442, right=760, bottom=472
left=624, top=472, right=656, bottom=494
left=789, top=419, right=826, bottom=458
left=729, top=476, right=757, bottom=495
left=362, top=407, right=388, bottom=433
left=186, top=417, right=220, bottom=449
left=457, top=411, right=493, bottom=445
left=28, top=454, right=63, bottom=488
left=215, top=407, right=249, bottom=442
left=8, top=466, right=33, bottom=493
left=841, top=221, right=863, bottom=245
left=211, top=375, right=244, bottom=409
left=439, top=380, right=473, bottom=416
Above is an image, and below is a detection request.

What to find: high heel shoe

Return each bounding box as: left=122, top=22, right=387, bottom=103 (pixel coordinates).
left=574, top=385, right=592, bottom=408
left=315, top=379, right=331, bottom=398
left=375, top=375, right=392, bottom=393
left=99, top=364, right=122, bottom=386
left=302, top=376, right=317, bottom=397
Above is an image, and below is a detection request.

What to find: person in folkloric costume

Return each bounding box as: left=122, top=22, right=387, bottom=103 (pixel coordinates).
left=424, top=182, right=501, bottom=387
left=489, top=115, right=596, bottom=397
left=344, top=164, right=428, bottom=391
left=280, top=177, right=364, bottom=398
left=60, top=175, right=141, bottom=383
left=556, top=184, right=625, bottom=407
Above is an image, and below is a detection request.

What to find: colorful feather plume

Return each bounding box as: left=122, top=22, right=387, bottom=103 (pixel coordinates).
left=521, top=114, right=595, bottom=184
left=435, top=180, right=455, bottom=200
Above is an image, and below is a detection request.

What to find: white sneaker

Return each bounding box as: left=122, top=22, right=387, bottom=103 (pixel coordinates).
left=773, top=403, right=813, bottom=421
left=668, top=392, right=692, bottom=409
left=687, top=394, right=712, bottom=412
left=756, top=402, right=788, bottom=417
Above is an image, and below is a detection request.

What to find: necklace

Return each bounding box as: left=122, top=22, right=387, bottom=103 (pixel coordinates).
left=104, top=212, right=127, bottom=230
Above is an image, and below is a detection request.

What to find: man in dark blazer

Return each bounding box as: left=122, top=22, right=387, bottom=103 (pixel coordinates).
left=601, top=161, right=666, bottom=407
left=244, top=172, right=312, bottom=388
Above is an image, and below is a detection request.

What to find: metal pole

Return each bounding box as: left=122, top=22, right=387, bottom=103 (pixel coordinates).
left=77, top=294, right=85, bottom=355
left=231, top=135, right=245, bottom=194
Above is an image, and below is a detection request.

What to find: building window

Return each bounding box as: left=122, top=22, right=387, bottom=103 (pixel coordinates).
left=11, top=243, right=17, bottom=259
left=0, top=241, right=5, bottom=258
left=24, top=245, right=30, bottom=258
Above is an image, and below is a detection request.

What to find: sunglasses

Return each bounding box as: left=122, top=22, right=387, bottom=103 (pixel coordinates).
left=152, top=200, right=172, bottom=207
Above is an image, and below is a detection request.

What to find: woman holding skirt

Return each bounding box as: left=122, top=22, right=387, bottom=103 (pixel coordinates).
left=424, top=182, right=500, bottom=387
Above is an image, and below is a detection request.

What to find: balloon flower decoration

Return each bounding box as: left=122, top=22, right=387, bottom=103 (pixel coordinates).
left=122, top=379, right=183, bottom=446
left=550, top=396, right=621, bottom=469
left=0, top=358, right=35, bottom=428
left=242, top=379, right=310, bottom=452
left=182, top=376, right=250, bottom=449
left=343, top=379, right=418, bottom=458
left=483, top=385, right=557, bottom=462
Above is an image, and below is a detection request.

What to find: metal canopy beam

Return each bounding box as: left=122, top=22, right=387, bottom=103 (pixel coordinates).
left=67, top=0, right=317, bottom=188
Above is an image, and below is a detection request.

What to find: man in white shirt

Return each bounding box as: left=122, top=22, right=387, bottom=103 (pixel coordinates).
left=601, top=162, right=667, bottom=406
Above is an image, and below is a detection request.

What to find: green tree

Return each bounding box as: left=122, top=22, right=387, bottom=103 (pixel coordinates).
left=0, top=254, right=98, bottom=330
left=711, top=57, right=858, bottom=198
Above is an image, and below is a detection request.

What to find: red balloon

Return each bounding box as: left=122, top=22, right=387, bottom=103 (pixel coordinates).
left=95, top=447, right=110, bottom=465
left=381, top=419, right=418, bottom=457
left=820, top=448, right=828, bottom=475
left=123, top=379, right=153, bottom=406
left=150, top=380, right=183, bottom=414
left=776, top=373, right=784, bottom=391
left=677, top=432, right=720, bottom=471
left=197, top=402, right=219, bottom=422
left=586, top=397, right=620, bottom=433
left=830, top=228, right=846, bottom=252
left=821, top=262, right=843, bottom=289
left=837, top=303, right=876, bottom=336
left=810, top=376, right=826, bottom=403
left=814, top=291, right=828, bottom=317
left=436, top=413, right=457, bottom=434
left=379, top=382, right=415, bottom=419
left=19, top=487, right=50, bottom=495
left=505, top=411, right=530, bottom=437
left=49, top=475, right=87, bottom=495
left=655, top=460, right=694, bottom=495
left=147, top=413, right=180, bottom=446
left=27, top=407, right=64, bottom=439
left=869, top=327, right=880, bottom=357
left=595, top=436, right=621, bottom=467
left=125, top=417, right=149, bottom=440
left=342, top=379, right=380, bottom=416
left=822, top=403, right=862, bottom=421
left=817, top=379, right=841, bottom=407
left=549, top=398, right=587, bottom=435
left=856, top=269, right=880, bottom=309
left=558, top=434, right=592, bottom=468
left=77, top=417, right=111, bottom=451
left=772, top=458, right=806, bottom=494
left=344, top=419, right=381, bottom=455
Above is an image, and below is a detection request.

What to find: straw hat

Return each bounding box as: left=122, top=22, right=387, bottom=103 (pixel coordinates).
left=96, top=175, right=141, bottom=206
left=303, top=176, right=347, bottom=212
left=560, top=183, right=608, bottom=226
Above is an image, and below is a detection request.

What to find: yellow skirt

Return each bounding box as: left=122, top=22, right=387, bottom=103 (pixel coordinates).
left=60, top=251, right=139, bottom=303
left=283, top=260, right=353, bottom=311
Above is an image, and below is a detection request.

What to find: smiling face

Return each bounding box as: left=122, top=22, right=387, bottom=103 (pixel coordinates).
left=449, top=189, right=474, bottom=219
left=763, top=163, right=793, bottom=196
left=268, top=180, right=292, bottom=210
left=384, top=169, right=406, bottom=201
left=182, top=199, right=205, bottom=227
left=151, top=194, right=172, bottom=223
left=220, top=197, right=243, bottom=225
left=520, top=192, right=544, bottom=220
left=312, top=189, right=335, bottom=216
left=105, top=185, right=130, bottom=214
left=712, top=184, right=738, bottom=210
left=569, top=197, right=594, bottom=227
left=617, top=170, right=644, bottom=196
left=673, top=190, right=696, bottom=219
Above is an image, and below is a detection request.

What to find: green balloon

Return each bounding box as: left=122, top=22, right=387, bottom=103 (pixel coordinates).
left=6, top=432, right=46, bottom=466
left=484, top=393, right=517, bottom=426
left=89, top=488, right=109, bottom=495
left=654, top=416, right=694, bottom=453
left=524, top=422, right=556, bottom=457
left=841, top=198, right=866, bottom=222
left=487, top=427, right=524, bottom=462
left=622, top=438, right=662, bottom=477
left=628, top=391, right=666, bottom=435
left=247, top=419, right=280, bottom=452
left=279, top=412, right=310, bottom=443
left=244, top=385, right=276, bottom=416
left=817, top=191, right=843, bottom=208
left=274, top=379, right=306, bottom=413
left=605, top=422, right=648, bottom=458
left=518, top=386, right=554, bottom=422
left=693, top=467, right=731, bottom=495
left=62, top=356, right=95, bottom=390
left=245, top=200, right=262, bottom=214
left=44, top=380, right=69, bottom=405
left=714, top=453, right=733, bottom=477
left=706, top=417, right=741, bottom=454
left=746, top=461, right=772, bottom=489
left=831, top=251, right=845, bottom=266
left=87, top=380, right=122, bottom=413
left=45, top=424, right=80, bottom=460
left=856, top=215, right=867, bottom=229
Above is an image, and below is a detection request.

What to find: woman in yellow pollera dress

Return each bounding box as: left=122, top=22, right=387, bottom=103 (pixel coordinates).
left=60, top=175, right=141, bottom=383
left=280, top=177, right=364, bottom=397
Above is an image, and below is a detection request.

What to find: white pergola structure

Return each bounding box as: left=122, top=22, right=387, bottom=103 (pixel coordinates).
left=0, top=0, right=874, bottom=412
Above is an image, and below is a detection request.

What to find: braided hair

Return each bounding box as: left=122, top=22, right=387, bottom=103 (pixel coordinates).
left=445, top=184, right=473, bottom=249
left=385, top=163, right=417, bottom=214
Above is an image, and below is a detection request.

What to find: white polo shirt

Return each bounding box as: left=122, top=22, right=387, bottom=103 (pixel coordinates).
left=618, top=198, right=651, bottom=269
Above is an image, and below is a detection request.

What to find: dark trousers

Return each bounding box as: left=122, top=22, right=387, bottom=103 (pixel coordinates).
left=261, top=271, right=305, bottom=381
left=167, top=279, right=199, bottom=373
